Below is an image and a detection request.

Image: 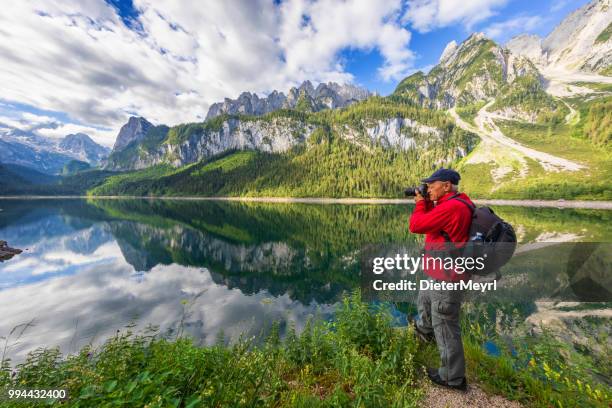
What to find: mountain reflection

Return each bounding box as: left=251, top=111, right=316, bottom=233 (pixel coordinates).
left=0, top=199, right=413, bottom=362
left=0, top=199, right=609, bottom=362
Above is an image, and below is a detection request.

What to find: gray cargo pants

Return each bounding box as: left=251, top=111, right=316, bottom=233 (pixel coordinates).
left=416, top=278, right=465, bottom=385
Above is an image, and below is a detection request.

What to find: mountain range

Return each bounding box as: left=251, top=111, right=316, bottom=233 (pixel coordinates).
left=0, top=129, right=110, bottom=174
left=205, top=81, right=373, bottom=119
left=2, top=0, right=611, bottom=199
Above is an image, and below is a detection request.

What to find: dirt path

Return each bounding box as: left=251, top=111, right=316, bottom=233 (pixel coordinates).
left=559, top=98, right=578, bottom=125
left=422, top=383, right=523, bottom=408
left=449, top=102, right=585, bottom=172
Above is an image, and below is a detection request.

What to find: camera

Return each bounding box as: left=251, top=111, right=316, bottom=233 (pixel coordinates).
left=404, top=183, right=428, bottom=198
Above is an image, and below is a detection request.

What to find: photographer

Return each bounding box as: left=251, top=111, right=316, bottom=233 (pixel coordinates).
left=408, top=168, right=474, bottom=391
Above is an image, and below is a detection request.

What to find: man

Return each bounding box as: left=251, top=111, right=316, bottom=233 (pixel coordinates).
left=409, top=168, right=474, bottom=391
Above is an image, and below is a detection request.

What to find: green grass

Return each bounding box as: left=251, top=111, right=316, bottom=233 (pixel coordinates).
left=0, top=292, right=425, bottom=408
left=458, top=117, right=612, bottom=200
left=455, top=101, right=486, bottom=127
left=572, top=82, right=612, bottom=93
left=556, top=303, right=611, bottom=312
left=599, top=65, right=612, bottom=77
left=1, top=292, right=609, bottom=407
left=456, top=161, right=496, bottom=199
left=496, top=120, right=601, bottom=161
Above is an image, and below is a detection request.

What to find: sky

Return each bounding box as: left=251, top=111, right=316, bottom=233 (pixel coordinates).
left=0, top=0, right=592, bottom=147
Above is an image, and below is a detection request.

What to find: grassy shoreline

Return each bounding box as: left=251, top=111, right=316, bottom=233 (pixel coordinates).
left=1, top=292, right=609, bottom=407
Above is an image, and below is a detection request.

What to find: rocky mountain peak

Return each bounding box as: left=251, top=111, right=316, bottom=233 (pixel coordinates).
left=327, top=82, right=372, bottom=102
left=394, top=31, right=546, bottom=109
left=507, top=0, right=611, bottom=74
left=466, top=32, right=486, bottom=43
left=439, top=40, right=458, bottom=65
left=206, top=81, right=372, bottom=120
left=112, top=117, right=153, bottom=152
left=298, top=80, right=316, bottom=96
left=506, top=34, right=545, bottom=66
left=59, top=133, right=110, bottom=165
left=61, top=132, right=94, bottom=146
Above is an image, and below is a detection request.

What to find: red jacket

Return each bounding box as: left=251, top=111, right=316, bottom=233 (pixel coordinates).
left=409, top=192, right=474, bottom=281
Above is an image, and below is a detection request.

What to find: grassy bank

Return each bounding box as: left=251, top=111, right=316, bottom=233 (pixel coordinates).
left=1, top=292, right=610, bottom=407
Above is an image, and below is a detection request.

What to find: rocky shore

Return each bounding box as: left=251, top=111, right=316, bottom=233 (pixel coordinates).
left=0, top=240, right=22, bottom=261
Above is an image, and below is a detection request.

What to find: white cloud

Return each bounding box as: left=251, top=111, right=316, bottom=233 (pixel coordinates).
left=484, top=15, right=544, bottom=41
left=0, top=0, right=416, bottom=146
left=550, top=0, right=571, bottom=13
left=37, top=123, right=116, bottom=147
left=0, top=112, right=57, bottom=133
left=0, top=111, right=115, bottom=147
left=277, top=0, right=414, bottom=82
left=403, top=0, right=509, bottom=32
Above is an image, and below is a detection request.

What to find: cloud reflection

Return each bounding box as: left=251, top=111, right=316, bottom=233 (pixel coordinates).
left=0, top=216, right=334, bottom=364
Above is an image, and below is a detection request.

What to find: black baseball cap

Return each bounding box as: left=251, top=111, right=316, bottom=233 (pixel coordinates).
left=421, top=168, right=461, bottom=184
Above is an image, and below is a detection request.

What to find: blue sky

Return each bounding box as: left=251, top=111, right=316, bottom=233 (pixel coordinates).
left=342, top=0, right=590, bottom=94
left=0, top=0, right=593, bottom=145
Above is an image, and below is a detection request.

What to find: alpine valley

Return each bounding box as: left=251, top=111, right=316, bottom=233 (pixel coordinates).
left=2, top=0, right=611, bottom=199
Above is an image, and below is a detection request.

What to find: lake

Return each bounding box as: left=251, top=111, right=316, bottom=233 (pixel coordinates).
left=0, top=198, right=610, bottom=364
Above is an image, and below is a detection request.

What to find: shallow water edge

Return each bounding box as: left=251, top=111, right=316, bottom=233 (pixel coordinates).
left=1, top=195, right=611, bottom=209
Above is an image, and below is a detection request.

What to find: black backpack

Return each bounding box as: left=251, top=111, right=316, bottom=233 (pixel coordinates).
left=442, top=194, right=517, bottom=277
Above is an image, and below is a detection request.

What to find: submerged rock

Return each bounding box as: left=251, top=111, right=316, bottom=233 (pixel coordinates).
left=0, top=240, right=22, bottom=261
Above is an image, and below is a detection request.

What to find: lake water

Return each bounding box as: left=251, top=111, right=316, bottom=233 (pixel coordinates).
left=0, top=199, right=610, bottom=363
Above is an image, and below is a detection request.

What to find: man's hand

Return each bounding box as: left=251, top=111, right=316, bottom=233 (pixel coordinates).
left=414, top=191, right=424, bottom=203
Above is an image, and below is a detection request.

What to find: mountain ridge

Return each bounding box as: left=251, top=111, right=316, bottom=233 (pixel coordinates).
left=205, top=81, right=372, bottom=120
left=59, top=133, right=110, bottom=164
left=0, top=128, right=109, bottom=174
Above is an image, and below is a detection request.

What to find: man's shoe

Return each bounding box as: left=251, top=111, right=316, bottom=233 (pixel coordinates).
left=412, top=320, right=435, bottom=343
left=427, top=367, right=468, bottom=391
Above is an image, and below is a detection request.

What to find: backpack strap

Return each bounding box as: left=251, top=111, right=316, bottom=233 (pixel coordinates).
left=449, top=194, right=476, bottom=213
left=440, top=193, right=475, bottom=244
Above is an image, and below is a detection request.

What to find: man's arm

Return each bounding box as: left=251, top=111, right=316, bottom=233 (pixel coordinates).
left=409, top=199, right=453, bottom=234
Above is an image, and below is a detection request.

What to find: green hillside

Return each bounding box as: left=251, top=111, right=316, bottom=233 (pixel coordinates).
left=90, top=129, right=473, bottom=198
left=490, top=75, right=567, bottom=124
left=87, top=95, right=476, bottom=197
left=457, top=95, right=612, bottom=200
left=62, top=160, right=91, bottom=175
left=105, top=125, right=170, bottom=169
